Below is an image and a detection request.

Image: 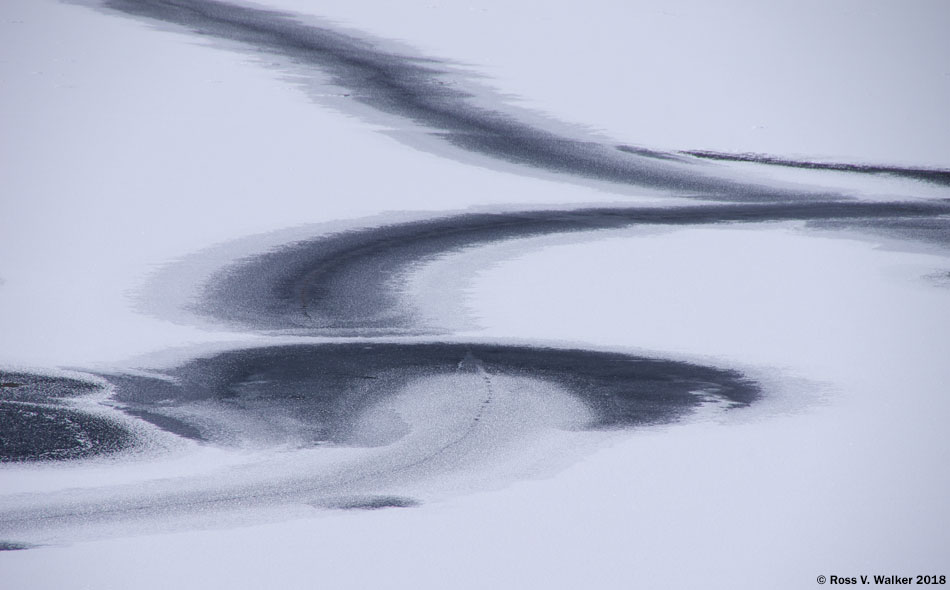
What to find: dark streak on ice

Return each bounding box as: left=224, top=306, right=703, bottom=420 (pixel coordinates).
left=684, top=150, right=950, bottom=187
left=93, top=0, right=839, bottom=202
left=123, top=408, right=205, bottom=441
left=314, top=496, right=420, bottom=510
left=201, top=201, right=950, bottom=334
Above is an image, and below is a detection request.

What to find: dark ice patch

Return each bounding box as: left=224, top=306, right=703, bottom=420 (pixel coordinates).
left=0, top=371, right=134, bottom=462
left=105, top=342, right=759, bottom=449
left=0, top=372, right=100, bottom=403
left=0, top=403, right=132, bottom=462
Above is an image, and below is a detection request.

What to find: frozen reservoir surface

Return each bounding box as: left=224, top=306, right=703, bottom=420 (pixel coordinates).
left=1, top=0, right=948, bottom=588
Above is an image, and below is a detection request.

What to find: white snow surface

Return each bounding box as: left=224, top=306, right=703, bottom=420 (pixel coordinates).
left=1, top=0, right=949, bottom=588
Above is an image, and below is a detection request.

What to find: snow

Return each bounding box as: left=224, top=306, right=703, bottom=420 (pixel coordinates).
left=1, top=0, right=949, bottom=587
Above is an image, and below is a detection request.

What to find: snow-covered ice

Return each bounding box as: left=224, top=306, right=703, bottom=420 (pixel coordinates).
left=1, top=0, right=949, bottom=587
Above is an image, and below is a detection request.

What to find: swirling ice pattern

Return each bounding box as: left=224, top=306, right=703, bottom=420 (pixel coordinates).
left=1, top=0, right=948, bottom=546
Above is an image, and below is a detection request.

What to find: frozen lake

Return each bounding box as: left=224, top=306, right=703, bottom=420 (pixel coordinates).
left=2, top=0, right=948, bottom=587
